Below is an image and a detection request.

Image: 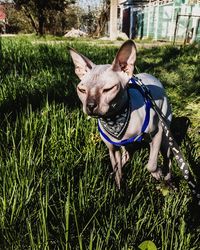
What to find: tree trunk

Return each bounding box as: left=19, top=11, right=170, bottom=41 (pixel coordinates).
left=93, top=5, right=109, bottom=37
left=38, top=10, right=45, bottom=35
left=110, top=0, right=118, bottom=40
left=22, top=6, right=38, bottom=34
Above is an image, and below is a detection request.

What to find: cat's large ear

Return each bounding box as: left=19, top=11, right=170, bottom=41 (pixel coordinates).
left=111, top=40, right=136, bottom=76
left=69, top=48, right=95, bottom=79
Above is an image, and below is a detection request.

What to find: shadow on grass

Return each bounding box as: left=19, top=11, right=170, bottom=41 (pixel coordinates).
left=0, top=87, right=80, bottom=121
left=137, top=45, right=200, bottom=99
left=137, top=46, right=182, bottom=72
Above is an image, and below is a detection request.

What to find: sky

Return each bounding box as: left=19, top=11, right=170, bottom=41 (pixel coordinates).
left=0, top=0, right=13, bottom=3
left=77, top=0, right=102, bottom=9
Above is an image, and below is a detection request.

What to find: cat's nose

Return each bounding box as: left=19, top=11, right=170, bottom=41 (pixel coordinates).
left=87, top=102, right=97, bottom=114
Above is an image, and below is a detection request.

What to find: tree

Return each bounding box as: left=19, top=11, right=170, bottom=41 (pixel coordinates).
left=45, top=6, right=79, bottom=35
left=78, top=1, right=110, bottom=37
left=93, top=0, right=110, bottom=37
left=13, top=0, right=76, bottom=35
left=5, top=4, right=34, bottom=33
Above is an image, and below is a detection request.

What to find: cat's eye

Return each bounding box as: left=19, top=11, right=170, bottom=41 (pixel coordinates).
left=77, top=86, right=86, bottom=94
left=103, top=85, right=118, bottom=93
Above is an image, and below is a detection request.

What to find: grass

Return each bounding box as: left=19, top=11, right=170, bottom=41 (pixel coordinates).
left=0, top=35, right=199, bottom=249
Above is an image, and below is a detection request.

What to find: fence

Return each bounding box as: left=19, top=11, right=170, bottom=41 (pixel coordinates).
left=134, top=0, right=200, bottom=43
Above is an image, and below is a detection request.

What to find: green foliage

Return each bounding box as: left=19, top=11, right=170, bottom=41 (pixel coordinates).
left=12, top=0, right=76, bottom=35
left=6, top=5, right=34, bottom=34
left=138, top=241, right=157, bottom=250
left=0, top=36, right=199, bottom=249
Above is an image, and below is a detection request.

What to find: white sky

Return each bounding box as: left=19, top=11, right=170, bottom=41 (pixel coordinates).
left=77, top=0, right=103, bottom=10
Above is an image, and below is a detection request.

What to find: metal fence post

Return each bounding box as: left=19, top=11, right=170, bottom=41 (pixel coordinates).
left=184, top=14, right=191, bottom=45
left=173, top=13, right=179, bottom=45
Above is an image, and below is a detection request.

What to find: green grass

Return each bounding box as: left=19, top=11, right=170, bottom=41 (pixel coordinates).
left=0, top=36, right=199, bottom=249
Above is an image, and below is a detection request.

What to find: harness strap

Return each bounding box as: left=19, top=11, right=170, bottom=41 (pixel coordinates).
left=98, top=79, right=152, bottom=147
left=129, top=78, right=152, bottom=135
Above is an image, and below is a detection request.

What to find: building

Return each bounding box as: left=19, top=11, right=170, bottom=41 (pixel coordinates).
left=113, top=0, right=200, bottom=43
left=0, top=3, right=6, bottom=33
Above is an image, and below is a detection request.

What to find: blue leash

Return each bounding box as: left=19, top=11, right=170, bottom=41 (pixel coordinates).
left=98, top=77, right=151, bottom=147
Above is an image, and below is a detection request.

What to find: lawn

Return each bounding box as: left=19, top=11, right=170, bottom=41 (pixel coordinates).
left=0, top=35, right=199, bottom=249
